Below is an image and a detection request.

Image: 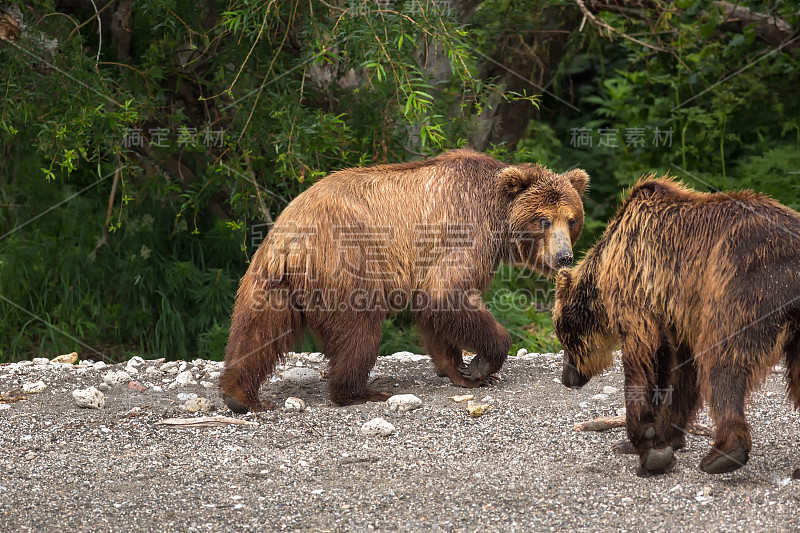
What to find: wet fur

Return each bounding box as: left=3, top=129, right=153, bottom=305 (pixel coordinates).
left=222, top=149, right=588, bottom=410
left=554, top=177, right=800, bottom=475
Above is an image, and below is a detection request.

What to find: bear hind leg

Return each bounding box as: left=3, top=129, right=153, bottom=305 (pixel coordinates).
left=323, top=313, right=390, bottom=405
left=698, top=358, right=752, bottom=474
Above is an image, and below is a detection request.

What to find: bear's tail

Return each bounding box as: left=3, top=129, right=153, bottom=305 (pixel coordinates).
left=220, top=265, right=304, bottom=413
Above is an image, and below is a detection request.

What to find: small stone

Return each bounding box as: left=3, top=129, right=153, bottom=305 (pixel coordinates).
left=104, top=371, right=131, bottom=386
left=180, top=397, right=214, bottom=413
left=387, top=394, right=423, bottom=414
left=285, top=397, right=306, bottom=411
left=200, top=381, right=214, bottom=389
left=32, top=358, right=50, bottom=366
left=793, top=468, right=800, bottom=480
left=282, top=367, right=320, bottom=385
left=516, top=348, right=528, bottom=357
left=208, top=371, right=221, bottom=380
left=174, top=370, right=197, bottom=387
left=177, top=392, right=198, bottom=402
left=128, top=380, right=147, bottom=393
left=93, top=361, right=108, bottom=371
left=145, top=367, right=160, bottom=377
left=0, top=404, right=11, bottom=411
left=25, top=452, right=36, bottom=461
left=384, top=351, right=429, bottom=362
left=178, top=362, right=188, bottom=372
left=616, top=407, right=627, bottom=416
left=449, top=394, right=474, bottom=403
left=22, top=381, right=46, bottom=394
left=160, top=362, right=179, bottom=374
left=128, top=356, right=145, bottom=367
left=602, top=386, right=619, bottom=394
left=97, top=383, right=110, bottom=392
left=591, top=394, right=608, bottom=401
left=360, top=417, right=395, bottom=437
left=124, top=365, right=139, bottom=376
left=307, top=352, right=325, bottom=363
left=466, top=400, right=490, bottom=418
left=151, top=386, right=163, bottom=393
left=579, top=402, right=589, bottom=409
left=72, top=387, right=105, bottom=409
left=51, top=352, right=78, bottom=364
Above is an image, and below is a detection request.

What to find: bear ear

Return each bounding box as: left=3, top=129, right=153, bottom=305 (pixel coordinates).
left=555, top=268, right=573, bottom=297
left=498, top=166, right=533, bottom=197
left=563, top=169, right=589, bottom=197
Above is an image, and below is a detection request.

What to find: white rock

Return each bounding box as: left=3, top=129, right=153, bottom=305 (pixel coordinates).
left=306, top=352, right=325, bottom=363
left=177, top=392, right=198, bottom=401
left=285, top=397, right=306, bottom=411
left=93, top=361, right=108, bottom=371
left=384, top=351, right=430, bottom=362
left=22, top=381, right=47, bottom=394
left=127, top=356, right=145, bottom=367
left=0, top=404, right=11, bottom=411
left=124, top=365, right=139, bottom=376
left=387, top=394, right=422, bottom=414
left=579, top=402, right=589, bottom=408
left=208, top=371, right=221, bottom=380
left=145, top=367, right=160, bottom=377
left=174, top=370, right=197, bottom=387
left=72, top=387, right=105, bottom=409
left=180, top=397, right=214, bottom=413
left=178, top=362, right=188, bottom=372
left=32, top=358, right=50, bottom=366
left=590, top=394, right=608, bottom=401
left=200, top=381, right=214, bottom=389
left=516, top=348, right=528, bottom=357
left=104, top=371, right=131, bottom=386
left=97, top=383, right=110, bottom=392
left=602, top=386, right=619, bottom=394
left=282, top=367, right=320, bottom=385
left=151, top=386, right=163, bottom=393
left=360, top=417, right=395, bottom=437
left=160, top=362, right=179, bottom=374
left=616, top=407, right=627, bottom=416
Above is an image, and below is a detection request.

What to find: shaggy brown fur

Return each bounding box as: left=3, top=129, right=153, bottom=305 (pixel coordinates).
left=553, top=178, right=800, bottom=476
left=221, top=149, right=588, bottom=411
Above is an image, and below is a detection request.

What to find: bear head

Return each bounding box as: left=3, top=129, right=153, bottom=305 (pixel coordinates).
left=552, top=267, right=617, bottom=389
left=500, top=165, right=588, bottom=277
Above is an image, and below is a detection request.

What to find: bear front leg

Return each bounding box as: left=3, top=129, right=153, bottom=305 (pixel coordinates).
left=419, top=327, right=493, bottom=388
left=622, top=340, right=675, bottom=476
left=416, top=299, right=511, bottom=384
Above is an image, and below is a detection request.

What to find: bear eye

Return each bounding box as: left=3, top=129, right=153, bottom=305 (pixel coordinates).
left=568, top=218, right=576, bottom=230
left=539, top=218, right=552, bottom=230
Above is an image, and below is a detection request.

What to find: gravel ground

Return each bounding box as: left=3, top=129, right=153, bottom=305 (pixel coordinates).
left=1, top=352, right=798, bottom=532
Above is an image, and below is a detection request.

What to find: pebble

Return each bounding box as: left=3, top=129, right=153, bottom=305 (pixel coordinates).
left=387, top=394, right=423, bottom=414
left=174, top=370, right=197, bottom=387
left=208, top=371, right=221, bottom=380
left=200, top=381, right=214, bottom=388
left=124, top=365, right=139, bottom=376
left=104, top=371, right=131, bottom=386
left=180, top=397, right=214, bottom=413
left=32, top=358, right=50, bottom=366
left=128, top=356, right=145, bottom=367
left=51, top=352, right=78, bottom=364
left=128, top=381, right=147, bottom=392
left=282, top=367, right=320, bottom=385
left=516, top=348, right=528, bottom=357
left=384, top=351, right=429, bottom=362
left=306, top=352, right=325, bottom=363
left=22, top=381, right=46, bottom=394
left=0, top=404, right=10, bottom=411
left=360, top=417, right=395, bottom=437
left=97, top=383, right=110, bottom=392
left=72, top=387, right=105, bottom=409
left=285, top=397, right=306, bottom=412
left=160, top=362, right=179, bottom=375
left=602, top=386, right=619, bottom=394
left=591, top=394, right=608, bottom=401
left=145, top=367, right=160, bottom=377
left=93, top=361, right=108, bottom=371
left=177, top=392, right=198, bottom=402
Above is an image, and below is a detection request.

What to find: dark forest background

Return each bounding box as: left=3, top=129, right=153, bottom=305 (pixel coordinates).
left=1, top=0, right=798, bottom=362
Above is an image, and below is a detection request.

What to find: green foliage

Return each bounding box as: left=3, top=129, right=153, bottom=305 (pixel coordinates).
left=1, top=0, right=799, bottom=362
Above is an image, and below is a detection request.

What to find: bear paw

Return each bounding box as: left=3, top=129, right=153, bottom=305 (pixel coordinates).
left=700, top=446, right=749, bottom=474
left=637, top=446, right=674, bottom=477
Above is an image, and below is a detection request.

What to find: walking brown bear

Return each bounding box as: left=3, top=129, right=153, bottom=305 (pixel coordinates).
left=221, top=149, right=589, bottom=412
left=553, top=177, right=800, bottom=476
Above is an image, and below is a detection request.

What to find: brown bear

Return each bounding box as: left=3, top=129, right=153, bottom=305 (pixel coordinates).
left=221, top=148, right=589, bottom=412
left=553, top=177, right=800, bottom=476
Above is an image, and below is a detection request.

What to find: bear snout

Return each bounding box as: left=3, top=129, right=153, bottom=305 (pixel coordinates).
left=555, top=250, right=573, bottom=268
left=562, top=358, right=590, bottom=389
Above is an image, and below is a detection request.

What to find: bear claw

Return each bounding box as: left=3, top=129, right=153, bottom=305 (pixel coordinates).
left=700, top=446, right=749, bottom=474
left=224, top=394, right=251, bottom=414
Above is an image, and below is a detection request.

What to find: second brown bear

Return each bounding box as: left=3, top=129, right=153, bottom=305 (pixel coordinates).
left=554, top=178, right=800, bottom=476
left=221, top=149, right=588, bottom=412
